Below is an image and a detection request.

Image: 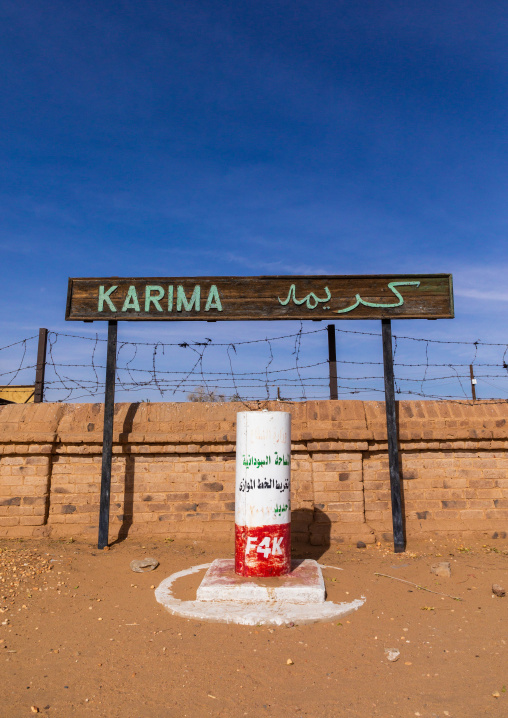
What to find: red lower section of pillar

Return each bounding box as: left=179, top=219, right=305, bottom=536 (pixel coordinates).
left=235, top=523, right=291, bottom=577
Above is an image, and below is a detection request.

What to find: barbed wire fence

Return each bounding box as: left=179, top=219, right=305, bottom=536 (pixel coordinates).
left=0, top=336, right=39, bottom=395
left=1, top=326, right=508, bottom=404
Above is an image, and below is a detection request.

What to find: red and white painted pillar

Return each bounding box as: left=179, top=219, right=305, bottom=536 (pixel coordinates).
left=235, top=411, right=291, bottom=577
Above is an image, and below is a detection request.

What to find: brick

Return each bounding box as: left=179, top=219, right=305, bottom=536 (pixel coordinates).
left=0, top=496, right=21, bottom=506
left=157, top=513, right=185, bottom=522
left=327, top=502, right=353, bottom=512
left=21, top=495, right=46, bottom=506
left=13, top=465, right=38, bottom=476
left=459, top=510, right=486, bottom=520
left=19, top=516, right=44, bottom=526
left=19, top=476, right=47, bottom=486
left=0, top=517, right=19, bottom=526
left=138, top=492, right=166, bottom=502
left=367, top=500, right=389, bottom=511
left=1, top=457, right=24, bottom=466
left=468, top=479, right=495, bottom=488
left=403, top=489, right=427, bottom=501
left=202, top=482, right=224, bottom=492
left=441, top=500, right=467, bottom=509
left=339, top=513, right=365, bottom=523
left=338, top=491, right=363, bottom=501
left=467, top=499, right=495, bottom=509
left=174, top=503, right=198, bottom=512
left=11, top=506, right=37, bottom=516
left=433, top=510, right=460, bottom=520
left=314, top=491, right=341, bottom=502
left=63, top=513, right=93, bottom=523
left=486, top=509, right=508, bottom=520
left=475, top=488, right=503, bottom=499
left=405, top=499, right=442, bottom=509
left=364, top=510, right=386, bottom=521
left=443, top=478, right=467, bottom=489
left=195, top=501, right=225, bottom=512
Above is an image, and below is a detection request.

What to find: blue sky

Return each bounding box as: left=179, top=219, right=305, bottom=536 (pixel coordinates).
left=1, top=1, right=507, bottom=401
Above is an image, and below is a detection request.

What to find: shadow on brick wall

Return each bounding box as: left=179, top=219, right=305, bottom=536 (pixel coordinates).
left=113, top=403, right=140, bottom=544
left=291, top=507, right=331, bottom=559
left=396, top=400, right=407, bottom=546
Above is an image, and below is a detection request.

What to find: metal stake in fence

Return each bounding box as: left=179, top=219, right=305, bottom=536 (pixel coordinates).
left=33, top=328, right=48, bottom=403
left=327, top=324, right=338, bottom=400
left=98, top=320, right=118, bottom=550
left=381, top=318, right=405, bottom=553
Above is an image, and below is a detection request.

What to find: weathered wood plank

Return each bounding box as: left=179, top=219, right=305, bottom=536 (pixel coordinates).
left=66, top=274, right=454, bottom=321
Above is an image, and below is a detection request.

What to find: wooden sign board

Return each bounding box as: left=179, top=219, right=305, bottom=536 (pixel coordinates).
left=66, top=274, right=453, bottom=321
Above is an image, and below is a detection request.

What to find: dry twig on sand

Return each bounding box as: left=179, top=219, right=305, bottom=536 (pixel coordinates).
left=374, top=573, right=463, bottom=601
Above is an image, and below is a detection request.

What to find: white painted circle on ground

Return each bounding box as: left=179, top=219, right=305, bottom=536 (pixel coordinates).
left=154, top=563, right=365, bottom=626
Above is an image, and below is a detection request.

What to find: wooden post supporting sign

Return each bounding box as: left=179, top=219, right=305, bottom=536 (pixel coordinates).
left=381, top=319, right=405, bottom=553
left=98, top=320, right=118, bottom=550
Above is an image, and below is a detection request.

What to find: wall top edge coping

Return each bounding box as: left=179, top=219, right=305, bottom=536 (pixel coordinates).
left=2, top=399, right=507, bottom=415
left=0, top=400, right=507, bottom=449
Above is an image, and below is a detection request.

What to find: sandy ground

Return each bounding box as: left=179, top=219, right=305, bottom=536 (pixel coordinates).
left=0, top=535, right=507, bottom=718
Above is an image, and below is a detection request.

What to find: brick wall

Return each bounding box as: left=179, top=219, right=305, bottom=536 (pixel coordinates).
left=0, top=400, right=507, bottom=544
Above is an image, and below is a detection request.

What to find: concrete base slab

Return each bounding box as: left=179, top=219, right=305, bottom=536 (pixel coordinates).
left=155, top=562, right=366, bottom=626
left=197, top=559, right=325, bottom=603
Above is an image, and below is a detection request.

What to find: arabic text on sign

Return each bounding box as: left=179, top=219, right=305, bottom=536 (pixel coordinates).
left=277, top=280, right=421, bottom=314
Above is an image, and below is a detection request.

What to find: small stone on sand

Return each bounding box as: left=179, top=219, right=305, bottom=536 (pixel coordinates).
left=430, top=562, right=451, bottom=578
left=384, top=648, right=400, bottom=662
